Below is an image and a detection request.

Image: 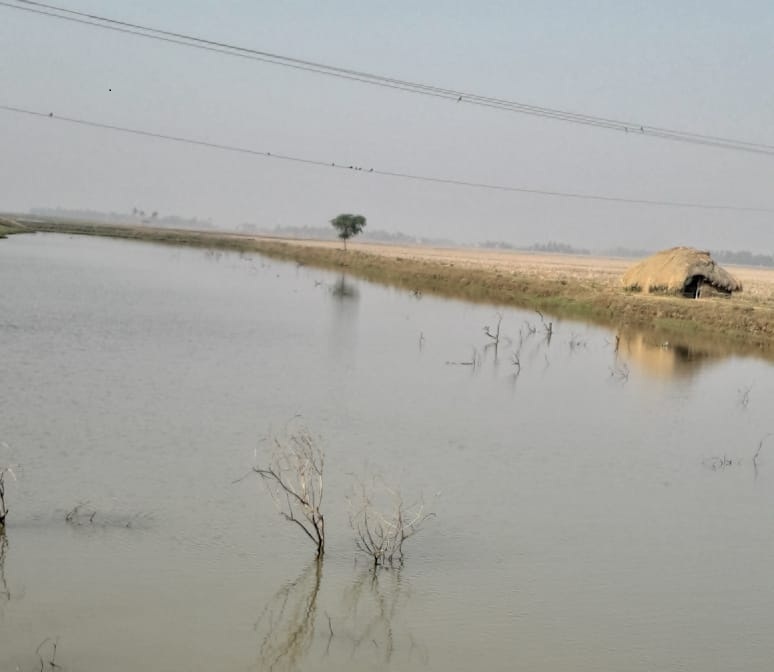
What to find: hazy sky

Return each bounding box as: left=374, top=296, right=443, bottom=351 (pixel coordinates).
left=2, top=1, right=774, bottom=250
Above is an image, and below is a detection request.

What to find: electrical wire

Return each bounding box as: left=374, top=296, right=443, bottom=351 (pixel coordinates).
left=3, top=0, right=774, bottom=156
left=2, top=103, right=772, bottom=214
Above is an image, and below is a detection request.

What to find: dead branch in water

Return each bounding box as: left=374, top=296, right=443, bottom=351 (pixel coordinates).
left=324, top=611, right=334, bottom=656
left=348, top=473, right=435, bottom=568
left=510, top=329, right=525, bottom=382
left=483, top=313, right=502, bottom=345
left=64, top=504, right=152, bottom=529
left=35, top=636, right=60, bottom=671
left=535, top=310, right=553, bottom=344
left=753, top=434, right=773, bottom=478
left=484, top=313, right=512, bottom=364
left=0, top=464, right=17, bottom=529
left=252, top=421, right=326, bottom=557
left=65, top=502, right=97, bottom=525
left=446, top=347, right=480, bottom=368
left=609, top=361, right=630, bottom=382
left=568, top=333, right=587, bottom=352
left=702, top=455, right=737, bottom=471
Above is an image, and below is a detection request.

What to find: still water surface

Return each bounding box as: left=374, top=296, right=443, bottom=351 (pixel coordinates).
left=1, top=233, right=773, bottom=671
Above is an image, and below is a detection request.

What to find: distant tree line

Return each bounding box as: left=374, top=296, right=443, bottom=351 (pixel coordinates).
left=252, top=224, right=454, bottom=247
left=527, top=241, right=591, bottom=255
left=479, top=240, right=591, bottom=255
left=601, top=247, right=774, bottom=267
left=600, top=246, right=652, bottom=258
left=712, top=249, right=774, bottom=268
left=29, top=207, right=215, bottom=230
left=478, top=240, right=515, bottom=250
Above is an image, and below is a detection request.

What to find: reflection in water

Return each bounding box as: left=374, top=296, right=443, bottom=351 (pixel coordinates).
left=327, top=275, right=360, bottom=360
left=256, top=561, right=424, bottom=671
left=0, top=533, right=24, bottom=607
left=256, top=560, right=322, bottom=672
left=202, top=248, right=224, bottom=262
left=472, top=317, right=737, bottom=383
left=330, top=275, right=360, bottom=301
left=0, top=534, right=8, bottom=602
left=617, top=331, right=720, bottom=378
left=339, top=566, right=424, bottom=666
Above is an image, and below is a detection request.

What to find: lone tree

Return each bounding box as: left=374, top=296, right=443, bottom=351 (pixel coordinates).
left=330, top=213, right=366, bottom=251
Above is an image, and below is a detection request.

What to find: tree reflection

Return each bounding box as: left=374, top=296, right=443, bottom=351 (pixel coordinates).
left=339, top=566, right=426, bottom=666
left=327, top=275, right=360, bottom=360
left=616, top=331, right=719, bottom=379
left=330, top=275, right=359, bottom=301
left=0, top=532, right=25, bottom=607
left=256, top=559, right=322, bottom=671
left=0, top=533, right=9, bottom=603
left=255, top=561, right=427, bottom=670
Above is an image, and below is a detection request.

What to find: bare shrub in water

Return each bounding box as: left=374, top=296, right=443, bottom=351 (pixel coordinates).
left=0, top=465, right=17, bottom=530
left=253, top=422, right=325, bottom=558
left=348, top=474, right=434, bottom=567
left=65, top=502, right=97, bottom=525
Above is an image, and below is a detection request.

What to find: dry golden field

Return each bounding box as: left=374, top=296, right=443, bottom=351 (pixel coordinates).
left=282, top=237, right=774, bottom=303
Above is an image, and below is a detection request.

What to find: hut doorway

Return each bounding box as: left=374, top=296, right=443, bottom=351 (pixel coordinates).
left=684, top=275, right=704, bottom=299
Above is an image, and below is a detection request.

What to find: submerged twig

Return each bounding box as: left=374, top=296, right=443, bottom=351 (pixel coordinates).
left=609, top=361, right=630, bottom=382
left=35, top=636, right=61, bottom=671
left=324, top=611, right=334, bottom=656
left=0, top=463, right=18, bottom=529
left=702, top=455, right=737, bottom=471
left=753, top=434, right=772, bottom=478
left=65, top=502, right=97, bottom=525
left=535, top=310, right=553, bottom=344
left=483, top=313, right=502, bottom=345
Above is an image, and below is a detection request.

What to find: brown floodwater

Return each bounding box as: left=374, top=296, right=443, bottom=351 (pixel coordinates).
left=1, top=233, right=773, bottom=671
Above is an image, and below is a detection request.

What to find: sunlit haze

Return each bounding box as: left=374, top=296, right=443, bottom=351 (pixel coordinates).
left=2, top=0, right=773, bottom=251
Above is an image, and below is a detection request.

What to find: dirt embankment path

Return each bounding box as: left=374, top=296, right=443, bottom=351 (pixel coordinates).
left=9, top=218, right=774, bottom=357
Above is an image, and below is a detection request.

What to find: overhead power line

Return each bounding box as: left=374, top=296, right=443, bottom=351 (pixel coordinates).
left=3, top=0, right=774, bottom=157
left=2, top=103, right=772, bottom=214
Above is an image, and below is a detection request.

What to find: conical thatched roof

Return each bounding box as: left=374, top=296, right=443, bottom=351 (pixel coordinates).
left=622, top=247, right=742, bottom=295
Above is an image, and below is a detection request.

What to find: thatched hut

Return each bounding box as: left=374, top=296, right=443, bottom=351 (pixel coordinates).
left=622, top=247, right=742, bottom=298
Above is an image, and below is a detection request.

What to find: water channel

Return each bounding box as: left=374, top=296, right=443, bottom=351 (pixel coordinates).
left=1, top=233, right=773, bottom=671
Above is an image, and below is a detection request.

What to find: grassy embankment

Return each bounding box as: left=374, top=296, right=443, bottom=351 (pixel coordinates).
left=8, top=218, right=774, bottom=356
left=0, top=217, right=29, bottom=238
